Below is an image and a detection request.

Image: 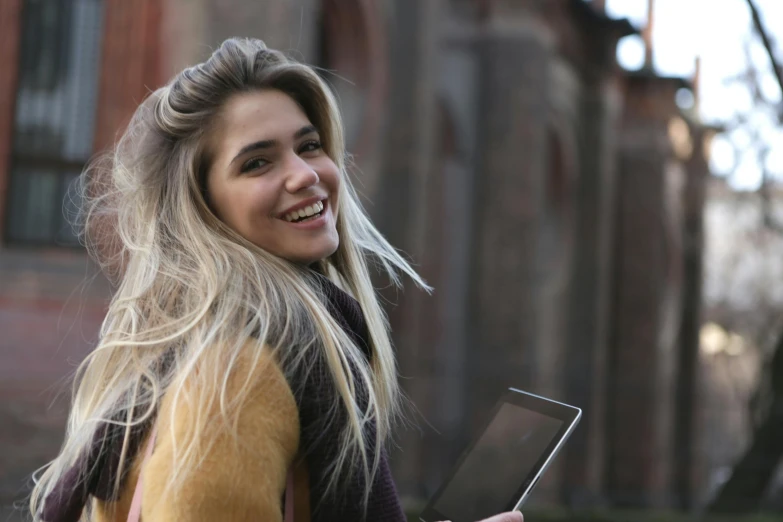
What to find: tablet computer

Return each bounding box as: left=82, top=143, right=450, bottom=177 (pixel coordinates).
left=419, top=388, right=582, bottom=522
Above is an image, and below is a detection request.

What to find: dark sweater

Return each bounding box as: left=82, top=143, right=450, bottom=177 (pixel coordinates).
left=301, top=275, right=406, bottom=522
left=43, top=276, right=406, bottom=522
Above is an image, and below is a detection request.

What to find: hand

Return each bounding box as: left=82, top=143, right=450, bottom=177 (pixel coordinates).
left=438, top=511, right=524, bottom=522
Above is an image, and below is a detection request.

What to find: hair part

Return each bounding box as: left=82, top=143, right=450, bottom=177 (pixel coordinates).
left=30, top=37, right=429, bottom=519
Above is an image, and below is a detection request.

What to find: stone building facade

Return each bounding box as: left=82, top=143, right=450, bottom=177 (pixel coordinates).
left=0, top=0, right=715, bottom=515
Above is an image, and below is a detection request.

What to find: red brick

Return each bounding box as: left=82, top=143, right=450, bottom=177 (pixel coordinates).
left=0, top=0, right=21, bottom=243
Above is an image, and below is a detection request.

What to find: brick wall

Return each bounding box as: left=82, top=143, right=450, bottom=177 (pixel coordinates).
left=605, top=74, right=686, bottom=508
left=0, top=0, right=163, bottom=512
left=559, top=4, right=630, bottom=507
left=0, top=251, right=109, bottom=507
left=93, top=0, right=162, bottom=152
left=0, top=249, right=111, bottom=507
left=0, top=0, right=21, bottom=242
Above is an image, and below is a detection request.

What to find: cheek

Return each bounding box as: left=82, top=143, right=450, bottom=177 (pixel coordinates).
left=210, top=178, right=277, bottom=232
left=320, top=161, right=341, bottom=196
left=241, top=181, right=278, bottom=217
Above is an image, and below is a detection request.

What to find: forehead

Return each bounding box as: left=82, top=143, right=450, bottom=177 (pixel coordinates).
left=212, top=90, right=312, bottom=147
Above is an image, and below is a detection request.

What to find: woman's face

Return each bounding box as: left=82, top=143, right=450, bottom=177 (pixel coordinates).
left=206, top=89, right=340, bottom=265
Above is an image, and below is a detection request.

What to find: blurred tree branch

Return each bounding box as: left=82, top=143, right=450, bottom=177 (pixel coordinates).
left=745, top=0, right=783, bottom=233
left=708, top=0, right=783, bottom=513
left=746, top=0, right=783, bottom=107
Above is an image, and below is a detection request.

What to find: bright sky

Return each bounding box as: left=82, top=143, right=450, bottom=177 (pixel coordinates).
left=602, top=0, right=783, bottom=190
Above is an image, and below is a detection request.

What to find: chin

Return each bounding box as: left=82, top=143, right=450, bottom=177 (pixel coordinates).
left=291, top=240, right=339, bottom=266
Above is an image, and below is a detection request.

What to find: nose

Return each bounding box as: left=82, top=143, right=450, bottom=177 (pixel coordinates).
left=283, top=154, right=319, bottom=193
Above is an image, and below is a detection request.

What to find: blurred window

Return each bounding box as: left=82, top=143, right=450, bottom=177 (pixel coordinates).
left=5, top=0, right=104, bottom=246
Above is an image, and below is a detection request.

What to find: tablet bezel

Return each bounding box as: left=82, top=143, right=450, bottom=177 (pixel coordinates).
left=419, top=388, right=582, bottom=522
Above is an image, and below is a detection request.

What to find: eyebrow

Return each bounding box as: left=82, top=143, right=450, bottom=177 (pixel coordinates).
left=229, top=125, right=319, bottom=166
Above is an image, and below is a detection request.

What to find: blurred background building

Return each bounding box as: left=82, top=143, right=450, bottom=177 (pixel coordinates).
left=1, top=0, right=780, bottom=519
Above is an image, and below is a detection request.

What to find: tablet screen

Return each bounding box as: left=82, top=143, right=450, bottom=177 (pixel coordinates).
left=432, top=403, right=564, bottom=521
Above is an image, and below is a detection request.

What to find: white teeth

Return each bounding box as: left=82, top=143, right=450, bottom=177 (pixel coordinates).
left=284, top=200, right=325, bottom=222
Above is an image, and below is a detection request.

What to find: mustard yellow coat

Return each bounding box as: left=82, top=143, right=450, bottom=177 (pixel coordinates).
left=92, top=343, right=310, bottom=521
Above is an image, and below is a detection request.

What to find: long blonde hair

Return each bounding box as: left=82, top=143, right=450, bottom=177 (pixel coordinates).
left=30, top=37, right=427, bottom=519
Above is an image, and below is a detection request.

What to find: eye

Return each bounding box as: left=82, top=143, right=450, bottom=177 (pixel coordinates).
left=299, top=140, right=322, bottom=155
left=240, top=157, right=269, bottom=173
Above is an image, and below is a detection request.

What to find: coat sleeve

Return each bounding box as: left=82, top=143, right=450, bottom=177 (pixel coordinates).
left=92, top=343, right=300, bottom=522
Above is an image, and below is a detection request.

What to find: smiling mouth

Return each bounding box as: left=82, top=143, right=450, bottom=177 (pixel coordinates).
left=282, top=200, right=325, bottom=223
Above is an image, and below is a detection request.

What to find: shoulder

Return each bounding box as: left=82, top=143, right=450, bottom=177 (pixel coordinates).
left=94, top=339, right=299, bottom=521
left=159, top=339, right=300, bottom=453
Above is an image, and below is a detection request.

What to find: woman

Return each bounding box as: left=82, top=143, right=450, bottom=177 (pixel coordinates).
left=30, top=38, right=522, bottom=522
